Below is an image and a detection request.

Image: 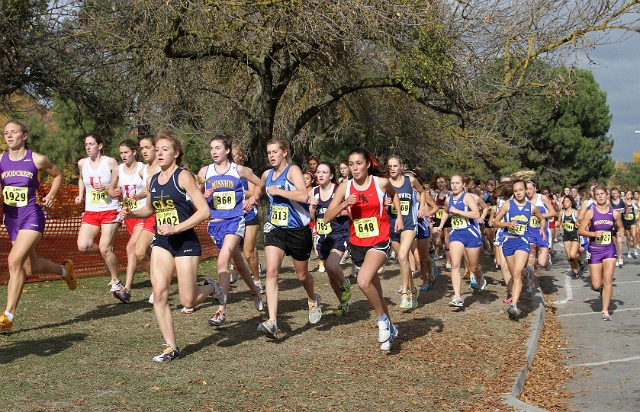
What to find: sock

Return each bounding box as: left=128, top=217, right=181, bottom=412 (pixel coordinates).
left=377, top=313, right=388, bottom=322
left=61, top=267, right=67, bottom=278
left=4, top=311, right=14, bottom=322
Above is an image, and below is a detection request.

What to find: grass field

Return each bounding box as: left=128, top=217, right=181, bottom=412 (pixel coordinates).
left=0, top=255, right=531, bottom=411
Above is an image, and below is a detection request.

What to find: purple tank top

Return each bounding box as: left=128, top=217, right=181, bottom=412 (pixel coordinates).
left=589, top=206, right=615, bottom=247
left=0, top=150, right=40, bottom=210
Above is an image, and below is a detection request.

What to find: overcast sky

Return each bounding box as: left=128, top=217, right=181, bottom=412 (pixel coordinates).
left=577, top=33, right=640, bottom=162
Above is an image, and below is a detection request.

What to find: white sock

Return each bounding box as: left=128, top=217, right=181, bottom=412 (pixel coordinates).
left=4, top=311, right=14, bottom=322
left=61, top=267, right=67, bottom=278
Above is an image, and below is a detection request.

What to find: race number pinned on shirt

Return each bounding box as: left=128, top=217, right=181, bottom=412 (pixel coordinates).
left=451, top=215, right=468, bottom=229
left=156, top=209, right=179, bottom=227
left=563, top=222, right=575, bottom=232
left=435, top=208, right=444, bottom=219
left=529, top=216, right=541, bottom=228
left=270, top=205, right=289, bottom=226
left=595, top=231, right=612, bottom=245
left=89, top=189, right=108, bottom=205
left=354, top=217, right=379, bottom=239
left=2, top=186, right=27, bottom=207
left=122, top=197, right=140, bottom=210
left=316, top=218, right=332, bottom=235
left=508, top=216, right=528, bottom=236
left=391, top=201, right=410, bottom=216
left=213, top=191, right=235, bottom=210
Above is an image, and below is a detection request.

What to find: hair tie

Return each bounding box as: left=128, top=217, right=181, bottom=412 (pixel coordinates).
left=369, top=154, right=378, bottom=167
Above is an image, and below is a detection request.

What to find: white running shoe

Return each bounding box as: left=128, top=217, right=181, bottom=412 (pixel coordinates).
left=308, top=293, right=322, bottom=324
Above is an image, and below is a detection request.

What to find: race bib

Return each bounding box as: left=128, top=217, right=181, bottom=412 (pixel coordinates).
left=390, top=201, right=410, bottom=216
left=122, top=197, right=140, bottom=210
left=270, top=205, right=289, bottom=226
left=89, top=189, right=108, bottom=205
left=451, top=215, right=468, bottom=229
left=435, top=208, right=444, bottom=219
left=508, top=217, right=528, bottom=236
left=316, top=218, right=332, bottom=235
left=156, top=209, right=179, bottom=227
left=627, top=213, right=635, bottom=220
left=563, top=222, right=575, bottom=232
left=595, top=231, right=612, bottom=245
left=529, top=216, right=540, bottom=228
left=2, top=186, right=28, bottom=207
left=354, top=217, right=379, bottom=239
left=213, top=190, right=235, bottom=210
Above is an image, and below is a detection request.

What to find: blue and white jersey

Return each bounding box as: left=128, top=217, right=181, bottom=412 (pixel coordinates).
left=241, top=177, right=258, bottom=221
left=448, top=192, right=475, bottom=232
left=266, top=164, right=310, bottom=229
left=527, top=193, right=548, bottom=236
left=388, top=176, right=418, bottom=229
left=204, top=162, right=245, bottom=219
left=505, top=199, right=532, bottom=239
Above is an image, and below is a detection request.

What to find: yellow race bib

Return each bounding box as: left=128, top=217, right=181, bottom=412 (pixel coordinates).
left=563, top=222, right=575, bottom=232
left=354, top=217, right=379, bottom=239
left=390, top=200, right=410, bottom=216
left=529, top=216, right=540, bottom=228
left=2, top=186, right=28, bottom=207
left=89, top=188, right=108, bottom=205
left=316, top=218, right=332, bottom=235
left=451, top=215, right=468, bottom=229
left=270, top=205, right=289, bottom=226
left=595, top=231, right=612, bottom=245
left=122, top=197, right=140, bottom=210
left=156, top=209, right=179, bottom=227
left=213, top=190, right=235, bottom=210
left=508, top=216, right=528, bottom=236
left=435, top=208, right=444, bottom=219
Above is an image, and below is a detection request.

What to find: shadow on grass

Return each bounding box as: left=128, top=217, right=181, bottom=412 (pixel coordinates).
left=0, top=333, right=88, bottom=363
left=389, top=316, right=444, bottom=353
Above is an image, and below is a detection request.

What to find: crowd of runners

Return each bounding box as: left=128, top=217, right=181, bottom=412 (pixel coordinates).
left=0, top=120, right=635, bottom=361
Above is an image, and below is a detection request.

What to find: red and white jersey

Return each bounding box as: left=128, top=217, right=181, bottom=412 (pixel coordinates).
left=345, top=176, right=390, bottom=247
left=82, top=156, right=119, bottom=212
left=118, top=162, right=145, bottom=210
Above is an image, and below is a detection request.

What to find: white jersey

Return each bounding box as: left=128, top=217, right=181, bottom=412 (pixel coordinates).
left=118, top=162, right=145, bottom=210
left=82, top=156, right=119, bottom=212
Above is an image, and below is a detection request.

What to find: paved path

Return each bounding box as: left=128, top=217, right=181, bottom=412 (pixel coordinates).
left=547, top=245, right=640, bottom=411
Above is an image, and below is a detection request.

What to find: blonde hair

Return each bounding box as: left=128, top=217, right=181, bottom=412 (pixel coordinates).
left=154, top=129, right=184, bottom=166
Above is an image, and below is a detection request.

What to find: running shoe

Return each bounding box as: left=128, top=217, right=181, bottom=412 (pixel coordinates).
left=634, top=249, right=638, bottom=257
left=152, top=345, right=180, bottom=363
left=585, top=251, right=591, bottom=261
left=433, top=254, right=441, bottom=260
left=208, top=310, right=226, bottom=326
left=410, top=293, right=419, bottom=309
left=258, top=263, right=263, bottom=278
left=628, top=252, right=633, bottom=259
left=378, top=317, right=391, bottom=342
left=449, top=296, right=463, bottom=308
left=334, top=302, right=349, bottom=317
left=114, top=288, right=131, bottom=304
left=62, top=260, right=77, bottom=290
left=340, top=279, right=352, bottom=302
left=618, top=259, right=624, bottom=268
left=230, top=271, right=239, bottom=284
left=507, top=304, right=518, bottom=319
left=412, top=271, right=420, bottom=279
left=432, top=261, right=439, bottom=277
left=399, top=293, right=411, bottom=309
left=545, top=255, right=553, bottom=271
left=258, top=319, right=278, bottom=339
left=479, top=276, right=487, bottom=291
left=390, top=251, right=397, bottom=260
left=468, top=275, right=478, bottom=290
left=254, top=279, right=265, bottom=294
left=398, top=285, right=403, bottom=294
left=148, top=292, right=154, bottom=305
left=377, top=265, right=385, bottom=274
left=419, top=281, right=431, bottom=291
left=446, top=262, right=452, bottom=270
left=340, top=249, right=350, bottom=265
left=108, top=279, right=124, bottom=293
left=0, top=313, right=13, bottom=332
left=503, top=293, right=513, bottom=304
left=494, top=258, right=498, bottom=269
left=602, top=314, right=612, bottom=321
left=253, top=293, right=265, bottom=311
left=308, top=293, right=322, bottom=324
left=380, top=324, right=398, bottom=351
left=204, top=278, right=227, bottom=305
left=317, top=261, right=325, bottom=273
left=350, top=265, right=359, bottom=279
left=181, top=307, right=194, bottom=314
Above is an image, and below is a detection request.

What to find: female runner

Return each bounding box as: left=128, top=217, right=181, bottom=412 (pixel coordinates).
left=387, top=156, right=426, bottom=309
left=0, top=120, right=76, bottom=333
left=257, top=139, right=322, bottom=339
left=609, top=187, right=626, bottom=267
left=493, top=179, right=546, bottom=318
left=232, top=147, right=263, bottom=294
left=338, top=160, right=350, bottom=184
left=578, top=185, right=624, bottom=321
left=120, top=129, right=224, bottom=362
left=558, top=196, right=583, bottom=277
left=134, top=134, right=159, bottom=275
left=433, top=174, right=482, bottom=308
left=430, top=174, right=450, bottom=264
left=75, top=134, right=122, bottom=298
left=309, top=162, right=352, bottom=316
left=107, top=139, right=145, bottom=303
left=412, top=171, right=439, bottom=291
left=198, top=135, right=264, bottom=326
left=525, top=181, right=554, bottom=291
left=622, top=190, right=637, bottom=260
left=324, top=147, right=403, bottom=351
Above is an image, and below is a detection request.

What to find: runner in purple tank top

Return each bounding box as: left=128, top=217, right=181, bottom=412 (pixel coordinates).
left=578, top=184, right=624, bottom=321
left=0, top=120, right=77, bottom=333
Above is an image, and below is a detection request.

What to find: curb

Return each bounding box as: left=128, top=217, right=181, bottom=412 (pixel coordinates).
left=502, top=277, right=549, bottom=411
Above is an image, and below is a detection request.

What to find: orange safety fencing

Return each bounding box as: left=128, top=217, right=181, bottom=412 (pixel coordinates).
left=0, top=184, right=219, bottom=286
